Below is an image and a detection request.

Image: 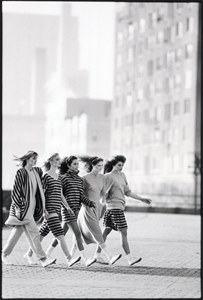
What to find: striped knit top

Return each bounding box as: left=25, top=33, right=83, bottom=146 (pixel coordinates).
left=60, top=169, right=92, bottom=215
left=42, top=173, right=62, bottom=215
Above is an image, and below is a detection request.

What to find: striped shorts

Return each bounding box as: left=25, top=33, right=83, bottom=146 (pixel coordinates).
left=61, top=207, right=78, bottom=223
left=39, top=216, right=64, bottom=237
left=103, top=209, right=128, bottom=231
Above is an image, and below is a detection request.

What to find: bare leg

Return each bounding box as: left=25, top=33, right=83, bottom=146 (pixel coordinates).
left=95, top=227, right=112, bottom=254
left=49, top=221, right=69, bottom=248
left=119, top=228, right=130, bottom=254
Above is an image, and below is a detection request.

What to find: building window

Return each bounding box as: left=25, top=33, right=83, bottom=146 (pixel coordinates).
left=147, top=60, right=153, bottom=76
left=185, top=44, right=194, bottom=59
left=166, top=51, right=175, bottom=67
left=164, top=27, right=170, bottom=43
left=139, top=18, right=146, bottom=33
left=148, top=12, right=153, bottom=28
left=127, top=46, right=134, bottom=63
left=143, top=110, right=149, bottom=124
left=115, top=97, right=119, bottom=108
left=173, top=128, right=179, bottom=144
left=155, top=80, right=162, bottom=93
left=165, top=103, right=171, bottom=121
left=169, top=77, right=174, bottom=92
left=149, top=83, right=155, bottom=96
left=137, top=89, right=144, bottom=101
left=138, top=42, right=144, bottom=55
left=117, top=31, right=123, bottom=45
left=157, top=30, right=164, bottom=44
left=184, top=99, right=190, bottom=113
left=168, top=3, right=174, bottom=18
left=154, top=106, right=161, bottom=122
left=154, top=129, right=161, bottom=143
left=175, top=48, right=182, bottom=63
left=156, top=57, right=163, bottom=70
left=185, top=71, right=192, bottom=89
left=175, top=74, right=181, bottom=90
left=174, top=101, right=180, bottom=115
left=138, top=64, right=144, bottom=76
left=186, top=17, right=194, bottom=33
left=157, top=7, right=164, bottom=21
left=176, top=22, right=183, bottom=38
left=148, top=35, right=156, bottom=49
left=183, top=127, right=190, bottom=141
left=128, top=22, right=134, bottom=39
left=126, top=93, right=132, bottom=106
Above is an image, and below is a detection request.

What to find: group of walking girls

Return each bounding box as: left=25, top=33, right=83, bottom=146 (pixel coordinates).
left=2, top=150, right=152, bottom=268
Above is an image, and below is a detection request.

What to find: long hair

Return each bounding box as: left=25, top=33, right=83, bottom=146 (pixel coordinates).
left=59, top=155, right=78, bottom=175
left=104, top=155, right=126, bottom=174
left=13, top=150, right=38, bottom=167
left=43, top=153, right=59, bottom=171
left=79, top=156, right=103, bottom=173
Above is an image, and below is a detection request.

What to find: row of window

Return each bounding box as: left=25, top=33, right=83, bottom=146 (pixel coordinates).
left=114, top=99, right=191, bottom=128
left=117, top=16, right=195, bottom=43
left=116, top=43, right=194, bottom=67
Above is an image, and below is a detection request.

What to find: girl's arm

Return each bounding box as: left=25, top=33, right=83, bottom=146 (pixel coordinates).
left=61, top=191, right=75, bottom=215
left=127, top=191, right=152, bottom=205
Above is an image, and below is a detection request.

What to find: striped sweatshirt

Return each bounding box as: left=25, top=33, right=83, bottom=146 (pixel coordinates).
left=42, top=173, right=62, bottom=215
left=60, top=169, right=93, bottom=215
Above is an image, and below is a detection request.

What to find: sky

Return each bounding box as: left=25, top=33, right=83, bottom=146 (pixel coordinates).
left=2, top=1, right=116, bottom=100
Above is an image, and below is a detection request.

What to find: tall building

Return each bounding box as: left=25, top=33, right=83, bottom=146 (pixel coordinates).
left=112, top=3, right=201, bottom=209
left=46, top=98, right=111, bottom=159
left=2, top=3, right=89, bottom=189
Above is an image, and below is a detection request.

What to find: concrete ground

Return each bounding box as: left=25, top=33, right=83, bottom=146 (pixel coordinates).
left=1, top=212, right=201, bottom=299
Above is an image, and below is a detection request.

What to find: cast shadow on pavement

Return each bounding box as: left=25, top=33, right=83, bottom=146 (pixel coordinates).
left=44, top=264, right=200, bottom=278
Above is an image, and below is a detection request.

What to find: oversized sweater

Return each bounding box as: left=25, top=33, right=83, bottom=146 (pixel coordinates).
left=105, top=170, right=131, bottom=211
left=10, top=167, right=44, bottom=222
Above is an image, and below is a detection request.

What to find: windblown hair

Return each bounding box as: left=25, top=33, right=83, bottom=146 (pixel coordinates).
left=59, top=155, right=78, bottom=175
left=79, top=156, right=103, bottom=173
left=13, top=150, right=38, bottom=167
left=43, top=153, right=59, bottom=171
left=104, top=155, right=126, bottom=174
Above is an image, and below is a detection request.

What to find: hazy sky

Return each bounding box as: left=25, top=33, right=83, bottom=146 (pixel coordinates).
left=2, top=1, right=116, bottom=100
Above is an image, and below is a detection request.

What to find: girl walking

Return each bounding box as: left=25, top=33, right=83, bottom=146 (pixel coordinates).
left=45, top=156, right=97, bottom=267
left=1, top=151, right=56, bottom=267
left=95, top=155, right=152, bottom=266
left=24, top=153, right=81, bottom=267
left=70, top=156, right=122, bottom=265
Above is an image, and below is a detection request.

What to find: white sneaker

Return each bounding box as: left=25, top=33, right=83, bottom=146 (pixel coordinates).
left=67, top=256, right=81, bottom=267
left=2, top=253, right=11, bottom=265
left=23, top=252, right=35, bottom=265
left=95, top=257, right=109, bottom=265
left=129, top=257, right=142, bottom=266
left=109, top=254, right=122, bottom=265
left=85, top=257, right=97, bottom=267
left=41, top=257, right=57, bottom=267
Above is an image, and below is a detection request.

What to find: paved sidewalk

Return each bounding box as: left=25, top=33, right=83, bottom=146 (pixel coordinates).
left=1, top=212, right=201, bottom=299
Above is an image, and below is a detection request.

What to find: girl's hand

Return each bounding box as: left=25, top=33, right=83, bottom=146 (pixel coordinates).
left=66, top=207, right=75, bottom=215
left=16, top=207, right=21, bottom=219
left=89, top=201, right=96, bottom=208
left=141, top=198, right=152, bottom=205
left=43, top=209, right=49, bottom=219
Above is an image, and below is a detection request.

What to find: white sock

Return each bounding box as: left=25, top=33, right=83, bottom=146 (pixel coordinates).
left=46, top=245, right=55, bottom=256
left=94, top=251, right=101, bottom=259
left=101, top=247, right=111, bottom=260
left=126, top=253, right=133, bottom=262
left=79, top=250, right=87, bottom=261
